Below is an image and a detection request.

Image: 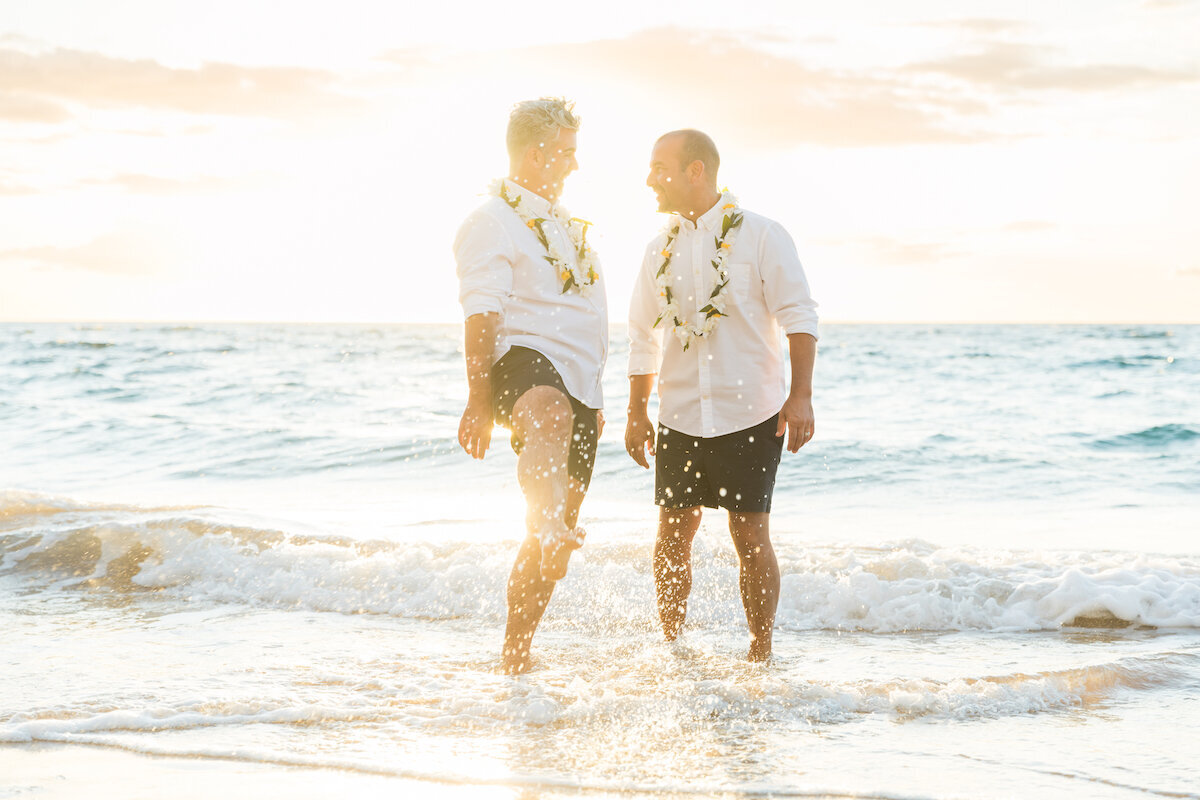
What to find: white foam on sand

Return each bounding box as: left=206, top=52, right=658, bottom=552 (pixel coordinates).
left=3, top=649, right=1192, bottom=748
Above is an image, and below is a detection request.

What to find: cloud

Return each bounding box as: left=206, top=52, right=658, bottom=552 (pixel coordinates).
left=1177, top=267, right=1200, bottom=277
left=510, top=28, right=995, bottom=147
left=382, top=24, right=1194, bottom=150
left=915, top=19, right=1029, bottom=35
left=90, top=123, right=217, bottom=139
left=0, top=171, right=244, bottom=195
left=376, top=25, right=1197, bottom=151
left=1142, top=0, right=1191, bottom=8
left=375, top=46, right=442, bottom=72
left=0, top=33, right=43, bottom=48
left=0, top=181, right=38, bottom=195
left=1003, top=220, right=1057, bottom=232
left=906, top=42, right=1197, bottom=92
left=0, top=47, right=364, bottom=119
left=79, top=173, right=242, bottom=195
left=0, top=233, right=168, bottom=275
left=0, top=91, right=70, bottom=123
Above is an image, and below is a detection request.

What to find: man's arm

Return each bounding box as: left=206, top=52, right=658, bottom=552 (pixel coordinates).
left=756, top=221, right=818, bottom=454
left=625, top=241, right=664, bottom=468
left=625, top=373, right=657, bottom=468
left=458, top=312, right=499, bottom=460
left=453, top=207, right=513, bottom=461
left=775, top=332, right=816, bottom=453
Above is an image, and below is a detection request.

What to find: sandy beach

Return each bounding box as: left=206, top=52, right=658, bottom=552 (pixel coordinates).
left=4, top=743, right=864, bottom=800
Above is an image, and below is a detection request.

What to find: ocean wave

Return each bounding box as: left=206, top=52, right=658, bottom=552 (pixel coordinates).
left=42, top=340, right=116, bottom=349
left=1068, top=355, right=1174, bottom=370
left=1091, top=424, right=1200, bottom=450
left=4, top=492, right=1200, bottom=633
left=1122, top=329, right=1175, bottom=339
left=0, top=490, right=201, bottom=523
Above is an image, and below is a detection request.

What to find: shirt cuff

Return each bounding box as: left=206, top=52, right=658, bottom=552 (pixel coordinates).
left=460, top=296, right=504, bottom=318
left=627, top=352, right=659, bottom=376
left=778, top=314, right=820, bottom=341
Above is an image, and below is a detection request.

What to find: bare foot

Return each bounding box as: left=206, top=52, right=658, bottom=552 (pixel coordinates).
left=747, top=642, right=772, bottom=662
left=566, top=526, right=587, bottom=550
left=500, top=648, right=532, bottom=675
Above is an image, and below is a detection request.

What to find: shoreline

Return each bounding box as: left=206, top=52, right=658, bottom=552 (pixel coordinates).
left=2, top=743, right=868, bottom=800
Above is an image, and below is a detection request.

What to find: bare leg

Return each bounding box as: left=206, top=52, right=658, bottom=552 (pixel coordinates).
left=729, top=511, right=779, bottom=662
left=564, top=477, right=587, bottom=531
left=500, top=386, right=574, bottom=674
left=501, top=535, right=555, bottom=674
left=512, top=386, right=573, bottom=548
left=654, top=505, right=703, bottom=641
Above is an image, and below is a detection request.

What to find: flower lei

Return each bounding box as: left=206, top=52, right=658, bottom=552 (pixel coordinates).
left=653, top=193, right=744, bottom=350
left=490, top=179, right=600, bottom=295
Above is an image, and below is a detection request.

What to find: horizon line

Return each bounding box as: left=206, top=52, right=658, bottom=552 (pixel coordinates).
left=2, top=318, right=1198, bottom=327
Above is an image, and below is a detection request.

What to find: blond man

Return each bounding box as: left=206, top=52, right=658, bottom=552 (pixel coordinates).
left=454, top=98, right=607, bottom=674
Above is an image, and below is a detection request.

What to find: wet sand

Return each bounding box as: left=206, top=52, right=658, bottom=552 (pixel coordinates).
left=3, top=743, right=865, bottom=800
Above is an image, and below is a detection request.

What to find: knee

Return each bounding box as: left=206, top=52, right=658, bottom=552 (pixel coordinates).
left=513, top=386, right=573, bottom=436
left=735, top=542, right=771, bottom=564
left=729, top=516, right=772, bottom=559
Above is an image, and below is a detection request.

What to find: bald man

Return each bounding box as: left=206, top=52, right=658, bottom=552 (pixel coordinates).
left=625, top=129, right=818, bottom=661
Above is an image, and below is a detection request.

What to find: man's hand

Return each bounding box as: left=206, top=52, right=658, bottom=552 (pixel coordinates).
left=596, top=409, right=605, bottom=439
left=776, top=394, right=815, bottom=453
left=625, top=412, right=656, bottom=468
left=458, top=396, right=493, bottom=459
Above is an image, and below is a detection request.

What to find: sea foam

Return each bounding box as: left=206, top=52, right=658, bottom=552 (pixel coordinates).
left=4, top=492, right=1199, bottom=634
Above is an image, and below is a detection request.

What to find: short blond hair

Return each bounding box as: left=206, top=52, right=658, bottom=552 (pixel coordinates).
left=506, top=97, right=580, bottom=163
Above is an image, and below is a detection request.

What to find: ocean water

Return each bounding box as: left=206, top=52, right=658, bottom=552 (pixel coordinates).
left=2, top=322, right=1199, bottom=799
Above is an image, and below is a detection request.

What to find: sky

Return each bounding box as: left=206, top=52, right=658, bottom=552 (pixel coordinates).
left=1, top=0, right=1198, bottom=324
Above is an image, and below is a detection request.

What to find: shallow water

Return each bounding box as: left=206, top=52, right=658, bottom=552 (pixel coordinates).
left=3, top=323, right=1199, bottom=798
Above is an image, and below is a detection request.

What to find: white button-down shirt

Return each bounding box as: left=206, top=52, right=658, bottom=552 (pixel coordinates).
left=628, top=194, right=818, bottom=437
left=454, top=179, right=608, bottom=409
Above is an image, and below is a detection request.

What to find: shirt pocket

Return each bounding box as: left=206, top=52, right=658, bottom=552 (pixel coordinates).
left=724, top=262, right=753, bottom=306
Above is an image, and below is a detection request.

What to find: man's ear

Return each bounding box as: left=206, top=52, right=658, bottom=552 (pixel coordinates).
left=686, top=159, right=704, bottom=183
left=526, top=143, right=545, bottom=169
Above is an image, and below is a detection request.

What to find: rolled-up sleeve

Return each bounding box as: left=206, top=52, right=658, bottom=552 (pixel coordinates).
left=759, top=221, right=819, bottom=340
left=453, top=209, right=512, bottom=319
left=627, top=240, right=664, bottom=376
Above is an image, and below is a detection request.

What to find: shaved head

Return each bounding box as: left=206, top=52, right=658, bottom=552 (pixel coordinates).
left=656, top=129, right=720, bottom=186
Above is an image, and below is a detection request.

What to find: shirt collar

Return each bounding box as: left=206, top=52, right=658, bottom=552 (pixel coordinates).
left=502, top=178, right=556, bottom=217
left=677, top=191, right=735, bottom=232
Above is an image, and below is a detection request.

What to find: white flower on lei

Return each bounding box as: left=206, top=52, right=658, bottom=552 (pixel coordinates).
left=489, top=179, right=599, bottom=296
left=652, top=192, right=743, bottom=351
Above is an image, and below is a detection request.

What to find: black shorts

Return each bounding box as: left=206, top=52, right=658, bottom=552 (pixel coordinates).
left=491, top=346, right=599, bottom=490
left=655, top=414, right=784, bottom=513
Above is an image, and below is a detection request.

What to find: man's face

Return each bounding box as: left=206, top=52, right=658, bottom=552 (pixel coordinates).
left=535, top=126, right=578, bottom=200
left=646, top=136, right=688, bottom=213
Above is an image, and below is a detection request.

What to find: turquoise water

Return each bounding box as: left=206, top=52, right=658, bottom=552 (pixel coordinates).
left=2, top=323, right=1199, bottom=798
